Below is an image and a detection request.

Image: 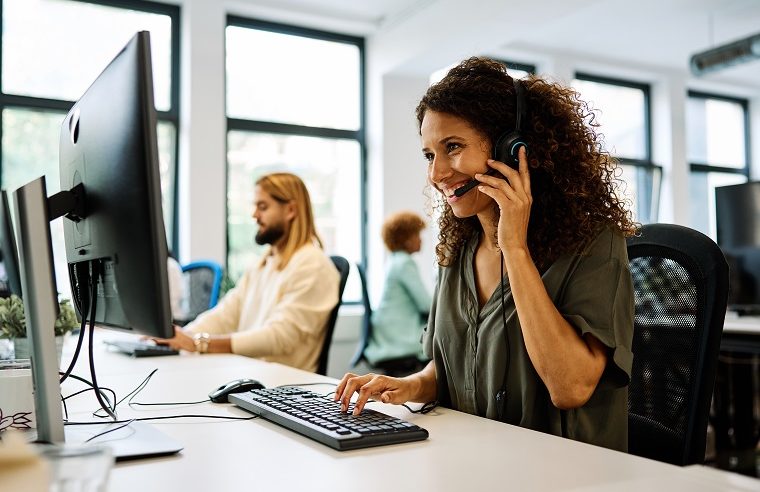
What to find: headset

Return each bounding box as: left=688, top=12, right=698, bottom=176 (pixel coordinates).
left=453, top=78, right=529, bottom=197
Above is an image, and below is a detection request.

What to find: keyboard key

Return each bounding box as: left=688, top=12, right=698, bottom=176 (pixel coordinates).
left=228, top=387, right=429, bottom=451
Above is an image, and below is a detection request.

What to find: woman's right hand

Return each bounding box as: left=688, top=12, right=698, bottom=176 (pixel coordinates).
left=334, top=372, right=417, bottom=415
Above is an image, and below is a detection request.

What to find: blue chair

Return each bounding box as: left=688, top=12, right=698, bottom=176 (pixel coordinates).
left=181, top=260, right=223, bottom=323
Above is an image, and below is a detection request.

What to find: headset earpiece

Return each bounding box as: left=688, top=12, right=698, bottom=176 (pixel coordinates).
left=492, top=79, right=528, bottom=168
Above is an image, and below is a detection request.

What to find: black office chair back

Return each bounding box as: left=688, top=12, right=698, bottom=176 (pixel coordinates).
left=316, top=255, right=350, bottom=376
left=182, top=261, right=223, bottom=323
left=627, top=223, right=729, bottom=466
left=349, top=262, right=372, bottom=367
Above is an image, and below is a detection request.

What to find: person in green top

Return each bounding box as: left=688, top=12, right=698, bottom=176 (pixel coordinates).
left=336, top=57, right=637, bottom=452
left=363, top=211, right=432, bottom=373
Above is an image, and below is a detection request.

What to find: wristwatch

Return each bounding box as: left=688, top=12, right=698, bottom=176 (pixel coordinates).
left=192, top=332, right=210, bottom=354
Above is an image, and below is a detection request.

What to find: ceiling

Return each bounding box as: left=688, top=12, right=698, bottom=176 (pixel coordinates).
left=232, top=0, right=760, bottom=88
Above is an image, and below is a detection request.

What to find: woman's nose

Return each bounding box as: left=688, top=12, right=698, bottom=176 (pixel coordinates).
left=429, top=156, right=453, bottom=184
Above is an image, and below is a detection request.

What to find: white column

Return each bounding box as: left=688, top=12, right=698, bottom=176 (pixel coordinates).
left=651, top=72, right=689, bottom=225
left=177, top=0, right=227, bottom=265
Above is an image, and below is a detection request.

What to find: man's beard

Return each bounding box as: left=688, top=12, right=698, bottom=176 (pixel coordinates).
left=255, top=223, right=286, bottom=245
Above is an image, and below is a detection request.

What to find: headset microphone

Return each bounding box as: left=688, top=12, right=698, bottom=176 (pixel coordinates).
left=453, top=79, right=528, bottom=198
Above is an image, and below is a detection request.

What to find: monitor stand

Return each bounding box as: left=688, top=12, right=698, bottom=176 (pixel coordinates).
left=13, top=176, right=182, bottom=460
left=64, top=422, right=182, bottom=461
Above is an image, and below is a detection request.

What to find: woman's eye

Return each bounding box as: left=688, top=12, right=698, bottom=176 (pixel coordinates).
left=446, top=142, right=461, bottom=153
left=423, top=152, right=434, bottom=162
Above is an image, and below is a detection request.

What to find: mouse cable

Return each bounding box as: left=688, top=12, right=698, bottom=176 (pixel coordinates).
left=64, top=414, right=260, bottom=426
left=122, top=368, right=211, bottom=407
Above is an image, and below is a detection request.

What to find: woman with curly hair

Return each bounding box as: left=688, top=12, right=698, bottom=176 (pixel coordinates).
left=363, top=211, right=431, bottom=374
left=337, top=57, right=637, bottom=451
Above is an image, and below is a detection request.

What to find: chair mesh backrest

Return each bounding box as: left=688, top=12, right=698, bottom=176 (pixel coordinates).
left=184, top=267, right=217, bottom=321
left=627, top=223, right=729, bottom=466
left=629, top=256, right=699, bottom=449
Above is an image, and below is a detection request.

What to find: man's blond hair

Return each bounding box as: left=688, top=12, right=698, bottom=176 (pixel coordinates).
left=256, top=173, right=323, bottom=270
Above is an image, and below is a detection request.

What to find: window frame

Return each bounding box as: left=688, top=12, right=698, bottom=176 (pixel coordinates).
left=0, top=0, right=182, bottom=252
left=574, top=72, right=661, bottom=222
left=224, top=16, right=366, bottom=303
left=687, top=90, right=750, bottom=178
left=501, top=60, right=536, bottom=75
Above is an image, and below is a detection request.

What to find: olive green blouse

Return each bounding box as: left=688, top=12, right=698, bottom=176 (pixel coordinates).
left=422, top=227, right=634, bottom=452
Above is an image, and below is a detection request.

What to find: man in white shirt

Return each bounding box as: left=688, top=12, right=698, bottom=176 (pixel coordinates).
left=155, top=173, right=340, bottom=372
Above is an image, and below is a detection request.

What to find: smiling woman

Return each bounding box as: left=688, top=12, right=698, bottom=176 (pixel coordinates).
left=336, top=57, right=638, bottom=453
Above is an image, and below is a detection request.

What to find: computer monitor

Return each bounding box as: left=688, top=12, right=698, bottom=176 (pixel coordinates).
left=0, top=190, right=22, bottom=297
left=58, top=32, right=171, bottom=337
left=715, top=181, right=760, bottom=315
left=12, top=31, right=180, bottom=457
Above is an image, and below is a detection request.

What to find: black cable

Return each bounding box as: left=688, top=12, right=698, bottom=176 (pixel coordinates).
left=496, top=251, right=510, bottom=421
left=86, top=261, right=117, bottom=421
left=59, top=304, right=89, bottom=384
left=114, top=368, right=158, bottom=412
left=402, top=401, right=439, bottom=414
left=64, top=414, right=259, bottom=425
left=61, top=373, right=117, bottom=413
left=85, top=419, right=135, bottom=443
left=130, top=399, right=210, bottom=407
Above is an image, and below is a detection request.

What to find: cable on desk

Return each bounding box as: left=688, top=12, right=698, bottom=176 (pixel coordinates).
left=402, top=401, right=439, bottom=414
left=60, top=373, right=117, bottom=421
left=121, top=368, right=211, bottom=407
left=64, top=414, right=260, bottom=426
left=85, top=419, right=136, bottom=443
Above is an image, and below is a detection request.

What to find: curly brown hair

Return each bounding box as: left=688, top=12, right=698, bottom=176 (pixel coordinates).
left=382, top=211, right=426, bottom=252
left=416, top=57, right=638, bottom=269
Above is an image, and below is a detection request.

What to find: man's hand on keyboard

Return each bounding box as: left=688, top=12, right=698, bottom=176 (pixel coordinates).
left=335, top=373, right=415, bottom=416
left=149, top=325, right=193, bottom=351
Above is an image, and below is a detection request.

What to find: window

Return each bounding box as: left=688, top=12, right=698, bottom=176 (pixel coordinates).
left=430, top=60, right=535, bottom=85
left=573, top=74, right=659, bottom=224
left=225, top=18, right=365, bottom=301
left=0, top=0, right=180, bottom=300
left=687, top=91, right=750, bottom=238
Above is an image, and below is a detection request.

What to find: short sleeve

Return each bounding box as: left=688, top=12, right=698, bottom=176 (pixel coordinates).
left=558, top=238, right=634, bottom=388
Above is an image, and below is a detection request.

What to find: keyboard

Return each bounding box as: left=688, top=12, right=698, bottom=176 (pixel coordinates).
left=229, top=386, right=429, bottom=451
left=104, top=340, right=179, bottom=357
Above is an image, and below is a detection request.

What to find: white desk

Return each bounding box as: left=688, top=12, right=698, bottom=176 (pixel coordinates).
left=723, top=315, right=760, bottom=336
left=57, top=331, right=758, bottom=492
left=722, top=315, right=760, bottom=355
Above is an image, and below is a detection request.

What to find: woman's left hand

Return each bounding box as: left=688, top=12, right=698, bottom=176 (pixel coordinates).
left=475, top=146, right=532, bottom=256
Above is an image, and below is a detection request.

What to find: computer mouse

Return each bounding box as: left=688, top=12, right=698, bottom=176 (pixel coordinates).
left=209, top=378, right=265, bottom=403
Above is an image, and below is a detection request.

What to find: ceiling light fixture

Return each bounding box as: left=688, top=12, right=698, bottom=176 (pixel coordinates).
left=689, top=34, right=760, bottom=75
left=690, top=32, right=760, bottom=75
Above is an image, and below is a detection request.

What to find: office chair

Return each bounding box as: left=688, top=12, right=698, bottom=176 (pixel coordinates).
left=181, top=260, right=224, bottom=323
left=316, top=256, right=350, bottom=376
left=626, top=223, right=729, bottom=466
left=350, top=263, right=426, bottom=377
